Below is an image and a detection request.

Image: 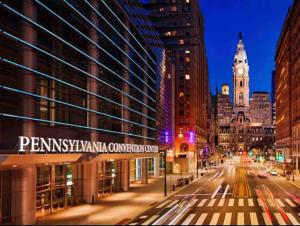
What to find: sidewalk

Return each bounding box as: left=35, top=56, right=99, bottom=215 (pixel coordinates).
left=36, top=172, right=208, bottom=225
left=286, top=174, right=300, bottom=190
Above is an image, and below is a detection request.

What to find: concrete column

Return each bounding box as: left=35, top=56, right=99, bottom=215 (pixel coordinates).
left=82, top=162, right=98, bottom=204
left=154, top=156, right=160, bottom=177
left=141, top=158, right=148, bottom=184
left=22, top=0, right=36, bottom=141
left=121, top=160, right=130, bottom=191
left=11, top=166, right=36, bottom=225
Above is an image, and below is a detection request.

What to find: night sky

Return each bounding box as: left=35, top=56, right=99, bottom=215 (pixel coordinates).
left=198, top=0, right=293, bottom=95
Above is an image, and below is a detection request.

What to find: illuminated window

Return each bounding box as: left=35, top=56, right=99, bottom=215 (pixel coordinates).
left=159, top=7, right=164, bottom=12
left=185, top=74, right=190, bottom=80
left=179, top=39, right=184, bottom=44
left=185, top=50, right=190, bottom=54
left=171, top=6, right=177, bottom=12
left=185, top=57, right=190, bottom=62
left=179, top=92, right=184, bottom=97
left=186, top=0, right=190, bottom=2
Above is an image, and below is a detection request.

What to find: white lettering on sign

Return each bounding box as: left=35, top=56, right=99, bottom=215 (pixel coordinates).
left=18, top=136, right=159, bottom=154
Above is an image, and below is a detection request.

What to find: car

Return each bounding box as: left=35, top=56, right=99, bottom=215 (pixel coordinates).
left=258, top=172, right=268, bottom=178
left=270, top=171, right=278, bottom=176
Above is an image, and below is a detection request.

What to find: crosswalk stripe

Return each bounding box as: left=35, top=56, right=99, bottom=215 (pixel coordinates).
left=274, top=213, right=286, bottom=225
left=209, top=213, right=220, bottom=225
left=142, top=215, right=159, bottom=225
left=218, top=199, right=225, bottom=207
left=239, top=199, right=244, bottom=207
left=156, top=200, right=171, bottom=208
left=198, top=199, right=207, bottom=207
left=129, top=223, right=138, bottom=225
left=276, top=199, right=285, bottom=207
left=237, top=212, right=244, bottom=225
left=267, top=198, right=276, bottom=207
left=285, top=198, right=297, bottom=207
left=166, top=200, right=178, bottom=208
left=208, top=199, right=216, bottom=207
left=196, top=213, right=208, bottom=225
left=181, top=213, right=196, bottom=225
left=228, top=198, right=234, bottom=207
left=190, top=199, right=199, bottom=207
left=262, top=212, right=273, bottom=225
left=286, top=213, right=300, bottom=225
left=248, top=198, right=254, bottom=207
left=250, top=212, right=258, bottom=225
left=223, top=213, right=232, bottom=225
left=140, top=216, right=148, bottom=219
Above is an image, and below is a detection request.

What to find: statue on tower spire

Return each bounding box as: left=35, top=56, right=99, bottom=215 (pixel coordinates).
left=239, top=32, right=243, bottom=40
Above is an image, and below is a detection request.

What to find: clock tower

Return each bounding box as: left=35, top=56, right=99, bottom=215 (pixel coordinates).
left=233, top=32, right=250, bottom=112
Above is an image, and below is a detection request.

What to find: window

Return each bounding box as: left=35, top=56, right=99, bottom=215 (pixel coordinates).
left=179, top=92, right=184, bottom=97
left=240, top=81, right=243, bottom=87
left=185, top=57, right=190, bottom=62
left=185, top=50, right=190, bottom=54
left=179, top=39, right=185, bottom=44
left=185, top=74, right=190, bottom=80
left=171, top=6, right=177, bottom=12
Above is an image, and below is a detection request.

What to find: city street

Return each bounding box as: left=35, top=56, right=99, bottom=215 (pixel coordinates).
left=129, top=157, right=300, bottom=225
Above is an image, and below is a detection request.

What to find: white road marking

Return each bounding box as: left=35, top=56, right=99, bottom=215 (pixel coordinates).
left=285, top=198, right=297, bottom=207
left=156, top=200, right=171, bottom=208
left=239, top=198, right=244, bottom=207
left=262, top=212, right=273, bottom=225
left=198, top=199, right=207, bottom=207
left=208, top=199, right=216, bottom=207
left=237, top=212, right=244, bottom=225
left=274, top=213, right=286, bottom=225
left=228, top=198, right=234, bottom=206
left=267, top=198, right=276, bottom=207
left=286, top=213, right=300, bottom=225
left=181, top=213, right=195, bottom=225
left=166, top=200, right=178, bottom=208
left=250, top=212, right=258, bottom=225
left=248, top=198, right=254, bottom=207
left=142, top=215, right=159, bottom=225
left=211, top=185, right=222, bottom=199
left=189, top=199, right=199, bottom=207
left=209, top=213, right=220, bottom=225
left=129, top=223, right=138, bottom=225
left=276, top=199, right=285, bottom=207
left=222, top=185, right=230, bottom=199
left=218, top=198, right=225, bottom=207
left=139, top=216, right=148, bottom=219
left=223, top=213, right=232, bottom=225
left=196, top=213, right=208, bottom=225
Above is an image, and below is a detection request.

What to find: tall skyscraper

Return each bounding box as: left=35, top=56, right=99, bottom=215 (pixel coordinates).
left=144, top=0, right=209, bottom=174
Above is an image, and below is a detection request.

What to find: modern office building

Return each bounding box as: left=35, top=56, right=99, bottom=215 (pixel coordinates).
left=250, top=92, right=272, bottom=126
left=0, top=0, right=166, bottom=224
left=275, top=0, right=300, bottom=171
left=144, top=0, right=210, bottom=174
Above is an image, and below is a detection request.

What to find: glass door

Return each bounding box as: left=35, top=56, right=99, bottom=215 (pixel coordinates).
left=36, top=166, right=51, bottom=217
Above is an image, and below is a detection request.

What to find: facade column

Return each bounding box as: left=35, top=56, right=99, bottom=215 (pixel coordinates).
left=82, top=162, right=98, bottom=204
left=154, top=156, right=160, bottom=177
left=121, top=160, right=130, bottom=191
left=22, top=0, right=36, bottom=145
left=141, top=158, right=148, bottom=184
left=11, top=166, right=36, bottom=225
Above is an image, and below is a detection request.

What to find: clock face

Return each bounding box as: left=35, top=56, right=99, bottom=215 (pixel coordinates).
left=238, top=68, right=244, bottom=75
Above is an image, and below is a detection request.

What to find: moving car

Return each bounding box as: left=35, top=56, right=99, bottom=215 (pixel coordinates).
left=270, top=170, right=278, bottom=176
left=258, top=172, right=267, bottom=178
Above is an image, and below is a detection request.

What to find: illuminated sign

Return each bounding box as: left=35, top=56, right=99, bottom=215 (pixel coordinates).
left=18, top=136, right=159, bottom=154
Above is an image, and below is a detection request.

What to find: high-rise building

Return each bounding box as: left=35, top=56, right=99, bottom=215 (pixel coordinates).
left=275, top=0, right=300, bottom=172
left=144, top=0, right=209, bottom=174
left=0, top=1, right=164, bottom=224
left=217, top=34, right=274, bottom=156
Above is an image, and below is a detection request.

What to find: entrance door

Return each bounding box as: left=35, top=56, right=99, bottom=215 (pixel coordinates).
left=98, top=161, right=117, bottom=196
left=0, top=170, right=11, bottom=224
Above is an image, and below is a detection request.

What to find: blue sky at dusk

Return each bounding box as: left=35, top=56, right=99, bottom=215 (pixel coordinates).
left=198, top=0, right=293, bottom=95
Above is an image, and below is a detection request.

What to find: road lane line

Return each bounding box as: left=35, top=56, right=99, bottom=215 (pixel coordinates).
left=166, top=200, right=178, bottom=208
left=248, top=198, right=254, bottom=207
left=195, top=213, right=208, bottom=225
left=197, top=199, right=207, bottom=207
left=286, top=213, right=300, bottom=225
left=209, top=213, right=220, bottom=225
left=276, top=199, right=285, bottom=207
left=262, top=212, right=273, bottom=225
left=139, top=216, right=148, bottom=219
left=250, top=212, right=258, bottom=225
left=285, top=198, right=297, bottom=207
left=218, top=198, right=225, bottom=207
left=142, top=215, right=159, bottom=225
left=222, top=185, right=230, bottom=199
left=223, top=213, right=232, bottom=225
left=211, top=185, right=222, bottom=199
left=208, top=199, right=216, bottom=207
left=237, top=212, right=244, bottom=225
left=156, top=200, right=171, bottom=208
left=239, top=198, right=244, bottom=207
left=274, top=213, right=286, bottom=225
left=228, top=198, right=234, bottom=206
left=181, top=213, right=196, bottom=225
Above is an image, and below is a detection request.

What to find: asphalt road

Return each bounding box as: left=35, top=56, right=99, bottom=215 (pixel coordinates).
left=128, top=157, right=300, bottom=225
